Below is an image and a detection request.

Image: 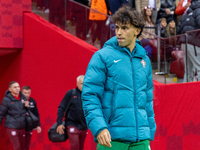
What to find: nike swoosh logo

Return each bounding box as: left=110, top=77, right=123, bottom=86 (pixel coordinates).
left=114, top=59, right=122, bottom=63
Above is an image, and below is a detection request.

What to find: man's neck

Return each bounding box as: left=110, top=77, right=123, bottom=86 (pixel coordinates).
left=128, top=37, right=137, bottom=53
left=11, top=93, right=19, bottom=97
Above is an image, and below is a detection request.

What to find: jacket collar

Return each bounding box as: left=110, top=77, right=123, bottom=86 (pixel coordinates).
left=76, top=87, right=81, bottom=93
left=103, top=36, right=147, bottom=59
left=189, top=1, right=200, bottom=12
left=5, top=90, right=26, bottom=101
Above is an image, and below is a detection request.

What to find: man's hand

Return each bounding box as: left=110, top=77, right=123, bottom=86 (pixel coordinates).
left=56, top=124, right=65, bottom=134
left=37, top=126, right=42, bottom=133
left=24, top=101, right=29, bottom=108
left=97, top=129, right=111, bottom=147
left=165, top=8, right=171, bottom=15
left=185, top=2, right=191, bottom=9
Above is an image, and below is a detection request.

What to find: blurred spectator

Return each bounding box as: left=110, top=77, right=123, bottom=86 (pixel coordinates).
left=161, top=17, right=177, bottom=59
left=36, top=0, right=49, bottom=13
left=138, top=6, right=155, bottom=47
left=177, top=0, right=200, bottom=82
left=106, top=0, right=128, bottom=39
left=108, top=0, right=127, bottom=15
left=159, top=17, right=167, bottom=33
left=89, top=0, right=111, bottom=48
left=43, top=0, right=49, bottom=13
left=175, top=0, right=191, bottom=15
left=49, top=0, right=66, bottom=30
left=72, top=0, right=90, bottom=40
left=161, top=17, right=176, bottom=38
left=138, top=6, right=156, bottom=59
left=157, top=0, right=176, bottom=20
left=36, top=0, right=49, bottom=9
left=177, top=0, right=200, bottom=34
left=175, top=0, right=191, bottom=23
left=36, top=0, right=43, bottom=9
left=128, top=0, right=136, bottom=8
left=135, top=0, right=161, bottom=22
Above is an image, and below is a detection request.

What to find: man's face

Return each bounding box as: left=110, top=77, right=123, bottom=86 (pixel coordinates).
left=77, top=78, right=84, bottom=91
left=9, top=83, right=20, bottom=95
left=115, top=23, right=140, bottom=49
left=22, top=89, right=31, bottom=100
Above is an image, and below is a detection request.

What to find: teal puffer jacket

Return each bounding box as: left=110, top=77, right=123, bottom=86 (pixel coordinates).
left=82, top=36, right=156, bottom=143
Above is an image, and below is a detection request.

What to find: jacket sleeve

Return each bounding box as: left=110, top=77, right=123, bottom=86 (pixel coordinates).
left=176, top=14, right=185, bottom=34
left=169, top=0, right=176, bottom=11
left=0, top=98, right=8, bottom=125
left=82, top=52, right=108, bottom=138
left=156, top=0, right=161, bottom=10
left=160, top=7, right=166, bottom=12
left=56, top=91, right=71, bottom=126
left=146, top=60, right=156, bottom=141
left=33, top=100, right=41, bottom=126
left=195, top=9, right=200, bottom=28
left=175, top=1, right=186, bottom=15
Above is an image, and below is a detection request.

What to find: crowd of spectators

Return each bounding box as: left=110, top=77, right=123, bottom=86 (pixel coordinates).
left=32, top=0, right=198, bottom=36
left=33, top=0, right=200, bottom=81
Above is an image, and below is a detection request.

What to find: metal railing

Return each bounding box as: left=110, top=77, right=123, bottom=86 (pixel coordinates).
left=31, top=0, right=200, bottom=83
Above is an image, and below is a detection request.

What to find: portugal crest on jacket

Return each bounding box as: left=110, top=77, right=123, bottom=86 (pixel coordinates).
left=141, top=59, right=146, bottom=68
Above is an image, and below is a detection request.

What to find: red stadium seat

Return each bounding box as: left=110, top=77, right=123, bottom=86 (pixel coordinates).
left=170, top=50, right=185, bottom=78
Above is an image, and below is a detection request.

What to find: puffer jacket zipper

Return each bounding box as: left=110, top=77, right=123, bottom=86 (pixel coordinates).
left=130, top=58, right=139, bottom=142
left=124, top=47, right=139, bottom=142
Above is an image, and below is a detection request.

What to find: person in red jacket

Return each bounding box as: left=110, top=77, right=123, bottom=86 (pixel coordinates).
left=175, top=0, right=191, bottom=15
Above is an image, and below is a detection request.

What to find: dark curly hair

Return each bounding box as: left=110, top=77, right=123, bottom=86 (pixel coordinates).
left=112, top=5, right=145, bottom=38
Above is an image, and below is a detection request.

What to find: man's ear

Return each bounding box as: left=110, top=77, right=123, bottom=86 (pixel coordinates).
left=135, top=28, right=141, bottom=36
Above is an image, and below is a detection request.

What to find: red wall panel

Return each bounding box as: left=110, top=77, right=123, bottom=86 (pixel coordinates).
left=152, top=81, right=200, bottom=150
left=0, top=0, right=31, bottom=48
left=0, top=12, right=97, bottom=150
left=0, top=51, right=23, bottom=150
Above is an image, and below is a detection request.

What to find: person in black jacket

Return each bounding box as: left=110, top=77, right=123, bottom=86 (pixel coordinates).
left=157, top=0, right=176, bottom=20
left=22, top=86, right=41, bottom=150
left=176, top=0, right=200, bottom=82
left=177, top=0, right=200, bottom=35
left=0, top=81, right=29, bottom=150
left=56, top=75, right=87, bottom=150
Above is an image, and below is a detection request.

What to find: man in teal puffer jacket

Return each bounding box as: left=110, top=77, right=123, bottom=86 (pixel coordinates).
left=82, top=5, right=156, bottom=150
